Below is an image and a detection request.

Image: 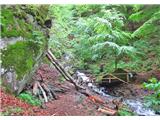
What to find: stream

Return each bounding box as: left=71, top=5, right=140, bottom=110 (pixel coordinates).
left=76, top=70, right=157, bottom=116
left=62, top=53, right=158, bottom=116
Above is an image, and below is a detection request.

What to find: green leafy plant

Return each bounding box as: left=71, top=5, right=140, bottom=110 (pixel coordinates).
left=18, top=92, right=41, bottom=106
left=92, top=41, right=137, bottom=70
left=48, top=5, right=160, bottom=74
left=143, top=78, right=160, bottom=113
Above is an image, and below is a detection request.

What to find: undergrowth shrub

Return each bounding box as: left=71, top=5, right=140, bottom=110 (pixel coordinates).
left=143, top=78, right=160, bottom=113
left=18, top=92, right=41, bottom=106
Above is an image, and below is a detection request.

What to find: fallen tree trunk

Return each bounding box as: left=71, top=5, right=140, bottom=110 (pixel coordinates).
left=46, top=49, right=84, bottom=91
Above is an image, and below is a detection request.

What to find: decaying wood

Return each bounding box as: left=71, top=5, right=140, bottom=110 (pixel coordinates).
left=98, top=107, right=117, bottom=115
left=37, top=82, right=48, bottom=103
left=49, top=85, right=66, bottom=93
left=41, top=83, right=53, bottom=100
left=88, top=95, right=105, bottom=104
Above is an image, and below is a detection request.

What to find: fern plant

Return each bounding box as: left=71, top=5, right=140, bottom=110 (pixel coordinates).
left=92, top=41, right=137, bottom=70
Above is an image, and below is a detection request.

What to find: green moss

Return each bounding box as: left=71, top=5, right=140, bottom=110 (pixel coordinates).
left=1, top=8, right=20, bottom=37
left=1, top=5, right=48, bottom=81
left=1, top=41, right=36, bottom=80
left=1, top=6, right=47, bottom=38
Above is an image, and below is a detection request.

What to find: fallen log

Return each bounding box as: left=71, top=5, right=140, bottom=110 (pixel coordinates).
left=33, top=81, right=39, bottom=95
left=46, top=49, right=85, bottom=91
left=98, top=107, right=117, bottom=115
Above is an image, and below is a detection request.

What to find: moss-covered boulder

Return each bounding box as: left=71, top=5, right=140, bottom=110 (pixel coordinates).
left=1, top=5, right=50, bottom=94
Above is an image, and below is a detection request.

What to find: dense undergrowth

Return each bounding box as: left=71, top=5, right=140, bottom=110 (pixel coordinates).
left=18, top=92, right=42, bottom=106
left=49, top=5, right=160, bottom=74
left=143, top=78, right=160, bottom=114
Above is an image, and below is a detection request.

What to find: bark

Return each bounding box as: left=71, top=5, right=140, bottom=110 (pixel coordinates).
left=98, top=107, right=117, bottom=115
left=37, top=82, right=48, bottom=103
left=46, top=49, right=85, bottom=91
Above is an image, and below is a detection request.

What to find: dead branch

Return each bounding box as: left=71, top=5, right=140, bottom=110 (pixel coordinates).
left=37, top=82, right=48, bottom=103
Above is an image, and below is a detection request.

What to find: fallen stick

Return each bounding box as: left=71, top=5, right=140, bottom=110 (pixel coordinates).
left=37, top=82, right=48, bottom=102
left=98, top=107, right=117, bottom=115
left=88, top=95, right=105, bottom=104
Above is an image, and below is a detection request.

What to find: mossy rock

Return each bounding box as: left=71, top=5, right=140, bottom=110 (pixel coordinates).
left=1, top=5, right=48, bottom=38
left=2, top=41, right=36, bottom=80
left=1, top=5, right=49, bottom=94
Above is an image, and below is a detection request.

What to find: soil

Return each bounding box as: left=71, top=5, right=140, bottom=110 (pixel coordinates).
left=1, top=64, right=159, bottom=116
left=1, top=64, right=105, bottom=116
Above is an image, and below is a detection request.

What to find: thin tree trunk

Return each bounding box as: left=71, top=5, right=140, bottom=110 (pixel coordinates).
left=115, top=56, right=118, bottom=70
left=46, top=49, right=85, bottom=91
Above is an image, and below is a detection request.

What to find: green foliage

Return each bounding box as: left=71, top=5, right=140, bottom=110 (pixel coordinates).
left=143, top=78, right=160, bottom=112
left=118, top=106, right=135, bottom=116
left=18, top=92, right=41, bottom=106
left=129, top=5, right=160, bottom=38
left=48, top=5, right=136, bottom=73
left=1, top=5, right=48, bottom=81
left=1, top=7, right=33, bottom=38
left=92, top=41, right=137, bottom=69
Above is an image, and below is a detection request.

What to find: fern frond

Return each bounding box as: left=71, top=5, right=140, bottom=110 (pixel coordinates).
left=131, top=10, right=160, bottom=38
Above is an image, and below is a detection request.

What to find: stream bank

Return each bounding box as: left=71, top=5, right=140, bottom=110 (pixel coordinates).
left=75, top=69, right=160, bottom=116
left=60, top=53, right=159, bottom=116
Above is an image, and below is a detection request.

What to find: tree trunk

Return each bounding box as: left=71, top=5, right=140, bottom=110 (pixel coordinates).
left=46, top=49, right=84, bottom=91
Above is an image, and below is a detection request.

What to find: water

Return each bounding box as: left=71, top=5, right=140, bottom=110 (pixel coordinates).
left=125, top=99, right=156, bottom=116
left=63, top=54, right=157, bottom=116
left=76, top=71, right=90, bottom=83
left=75, top=71, right=157, bottom=116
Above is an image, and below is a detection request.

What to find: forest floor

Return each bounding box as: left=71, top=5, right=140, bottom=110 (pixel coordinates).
left=1, top=64, right=105, bottom=116
left=0, top=82, right=105, bottom=116
left=1, top=64, right=160, bottom=116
